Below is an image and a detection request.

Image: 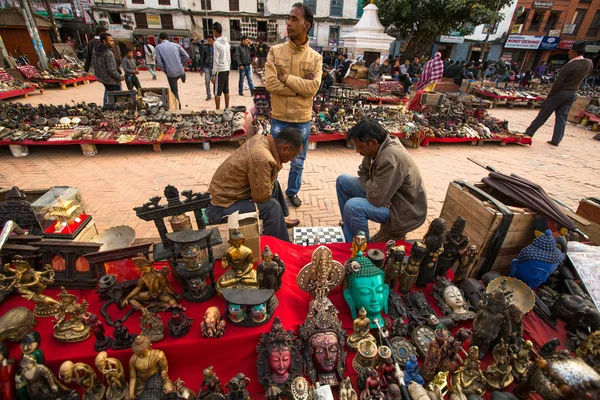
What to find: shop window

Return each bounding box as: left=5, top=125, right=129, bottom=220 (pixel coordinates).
left=158, top=0, right=171, bottom=5
left=257, top=0, right=264, bottom=12
left=329, top=26, right=340, bottom=45
left=52, top=254, right=66, bottom=272
left=229, top=0, right=239, bottom=11
left=135, top=13, right=148, bottom=29
left=108, top=12, right=122, bottom=24
left=580, top=0, right=592, bottom=3
left=75, top=256, right=90, bottom=273
left=330, top=0, right=343, bottom=17
left=530, top=11, right=545, bottom=29
left=587, top=11, right=600, bottom=37
left=546, top=11, right=560, bottom=29
left=570, top=9, right=586, bottom=36
left=200, top=0, right=211, bottom=10
left=161, top=14, right=173, bottom=29
left=515, top=9, right=529, bottom=25
left=202, top=18, right=213, bottom=39
left=230, top=20, right=242, bottom=41
left=304, top=0, right=316, bottom=15
left=131, top=0, right=144, bottom=4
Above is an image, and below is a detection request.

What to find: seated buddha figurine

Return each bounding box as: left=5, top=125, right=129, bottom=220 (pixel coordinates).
left=346, top=307, right=375, bottom=352
left=129, top=334, right=173, bottom=399
left=217, top=229, right=259, bottom=295
left=343, top=252, right=389, bottom=329
left=122, top=254, right=180, bottom=311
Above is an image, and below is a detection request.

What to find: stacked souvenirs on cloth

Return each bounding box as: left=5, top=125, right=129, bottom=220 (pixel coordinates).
left=0, top=68, right=38, bottom=95
left=0, top=101, right=246, bottom=143
left=17, top=62, right=88, bottom=81
left=1, top=213, right=600, bottom=400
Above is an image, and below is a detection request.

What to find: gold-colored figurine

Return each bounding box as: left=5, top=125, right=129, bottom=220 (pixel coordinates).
left=0, top=256, right=59, bottom=317
left=139, top=307, right=164, bottom=343
left=121, top=254, right=180, bottom=311
left=18, top=354, right=77, bottom=400
left=53, top=287, right=91, bottom=343
left=129, top=334, right=173, bottom=399
left=59, top=360, right=106, bottom=400
left=216, top=229, right=259, bottom=295
left=95, top=351, right=129, bottom=400
left=351, top=231, right=367, bottom=258
left=346, top=307, right=375, bottom=352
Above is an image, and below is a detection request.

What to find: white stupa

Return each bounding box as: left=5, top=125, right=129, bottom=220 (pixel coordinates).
left=342, top=0, right=395, bottom=56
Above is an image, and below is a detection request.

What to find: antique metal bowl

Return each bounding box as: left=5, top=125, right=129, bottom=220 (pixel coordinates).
left=486, top=276, right=535, bottom=315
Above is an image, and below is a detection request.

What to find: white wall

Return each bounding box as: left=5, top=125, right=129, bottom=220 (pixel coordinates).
left=173, top=13, right=190, bottom=29
left=125, top=0, right=181, bottom=9
left=465, top=1, right=518, bottom=42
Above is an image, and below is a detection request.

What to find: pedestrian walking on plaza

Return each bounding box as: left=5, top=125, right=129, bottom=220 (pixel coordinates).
left=156, top=32, right=189, bottom=109
left=256, top=39, right=269, bottom=69
left=144, top=40, right=157, bottom=80
left=265, top=2, right=322, bottom=208
left=415, top=52, right=443, bottom=90
left=236, top=36, right=255, bottom=96
left=524, top=41, right=593, bottom=146
left=122, top=49, right=141, bottom=91
left=200, top=36, right=214, bottom=101
left=336, top=118, right=427, bottom=242
left=91, top=33, right=124, bottom=106
left=84, top=26, right=107, bottom=73
left=211, top=22, right=231, bottom=110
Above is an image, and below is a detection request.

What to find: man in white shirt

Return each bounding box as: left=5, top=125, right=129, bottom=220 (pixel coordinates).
left=210, top=22, right=231, bottom=110
left=144, top=40, right=157, bottom=80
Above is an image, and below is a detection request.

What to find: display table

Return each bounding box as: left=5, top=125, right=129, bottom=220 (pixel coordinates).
left=0, top=236, right=568, bottom=398
left=391, top=131, right=533, bottom=147
left=473, top=87, right=545, bottom=109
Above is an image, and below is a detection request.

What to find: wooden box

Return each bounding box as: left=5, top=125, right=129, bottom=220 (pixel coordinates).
left=574, top=198, right=600, bottom=244
left=440, top=181, right=536, bottom=278
left=567, top=96, right=591, bottom=123
left=139, top=87, right=178, bottom=110
left=421, top=92, right=445, bottom=107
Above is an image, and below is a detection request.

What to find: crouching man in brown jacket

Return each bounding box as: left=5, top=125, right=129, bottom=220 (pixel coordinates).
left=336, top=118, right=427, bottom=242
left=206, top=129, right=303, bottom=241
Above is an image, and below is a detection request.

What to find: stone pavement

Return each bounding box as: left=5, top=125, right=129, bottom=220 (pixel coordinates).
left=1, top=71, right=599, bottom=241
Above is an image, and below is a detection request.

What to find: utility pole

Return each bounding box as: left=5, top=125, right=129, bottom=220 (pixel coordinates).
left=43, top=0, right=62, bottom=43
left=480, top=0, right=503, bottom=64
left=19, top=0, right=49, bottom=70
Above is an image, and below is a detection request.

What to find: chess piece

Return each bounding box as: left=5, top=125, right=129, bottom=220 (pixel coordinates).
left=111, top=321, right=136, bottom=350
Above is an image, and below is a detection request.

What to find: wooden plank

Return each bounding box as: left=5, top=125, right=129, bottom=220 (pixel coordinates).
left=441, top=197, right=489, bottom=247
left=500, top=230, right=536, bottom=249
left=577, top=199, right=600, bottom=225
left=491, top=255, right=513, bottom=275
left=446, top=183, right=499, bottom=229
left=507, top=212, right=536, bottom=232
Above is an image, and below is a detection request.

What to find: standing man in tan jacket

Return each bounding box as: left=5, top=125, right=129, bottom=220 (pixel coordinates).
left=265, top=2, right=322, bottom=208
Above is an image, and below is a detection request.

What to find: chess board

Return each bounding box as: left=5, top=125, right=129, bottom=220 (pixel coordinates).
left=293, top=226, right=345, bottom=246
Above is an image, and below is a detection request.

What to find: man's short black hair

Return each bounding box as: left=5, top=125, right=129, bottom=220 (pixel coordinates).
left=347, top=118, right=388, bottom=144
left=95, top=27, right=107, bottom=36
left=241, top=35, right=248, bottom=41
left=99, top=33, right=112, bottom=43
left=159, top=32, right=169, bottom=40
left=125, top=48, right=133, bottom=53
left=213, top=22, right=223, bottom=35
left=291, top=2, right=314, bottom=32
left=573, top=40, right=587, bottom=55
left=273, top=128, right=303, bottom=150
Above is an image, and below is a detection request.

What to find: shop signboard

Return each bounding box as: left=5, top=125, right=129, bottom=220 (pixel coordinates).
left=80, top=0, right=94, bottom=24
left=511, top=24, right=523, bottom=34
left=147, top=14, right=161, bottom=28
left=586, top=45, right=600, bottom=53
left=440, top=35, right=464, bottom=44
left=93, top=0, right=124, bottom=6
left=504, top=35, right=543, bottom=49
left=539, top=36, right=561, bottom=50
left=558, top=39, right=575, bottom=49
left=562, top=24, right=576, bottom=34
left=533, top=1, right=553, bottom=9
left=549, top=29, right=561, bottom=36
left=31, top=2, right=75, bottom=19
left=109, top=23, right=132, bottom=39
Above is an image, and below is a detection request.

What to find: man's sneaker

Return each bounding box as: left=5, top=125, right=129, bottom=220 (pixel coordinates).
left=287, top=195, right=301, bottom=207
left=239, top=92, right=244, bottom=96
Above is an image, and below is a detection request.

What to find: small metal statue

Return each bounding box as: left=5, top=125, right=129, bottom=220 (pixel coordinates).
left=450, top=346, right=486, bottom=397
left=128, top=334, right=174, bottom=399
left=59, top=360, right=106, bottom=400
left=0, top=306, right=36, bottom=342
left=436, top=217, right=469, bottom=277
left=390, top=319, right=408, bottom=339
left=95, top=351, right=128, bottom=400
left=453, top=245, right=478, bottom=284
left=419, top=329, right=451, bottom=383
left=351, top=232, right=367, bottom=258
left=398, top=242, right=426, bottom=294
left=347, top=308, right=376, bottom=352
left=257, top=246, right=285, bottom=292
left=197, top=366, right=225, bottom=399
left=512, top=340, right=535, bottom=382
left=403, top=354, right=424, bottom=386
left=379, top=358, right=401, bottom=389
left=406, top=291, right=437, bottom=329
left=201, top=306, right=226, bottom=338
left=226, top=373, right=251, bottom=400
left=416, top=218, right=446, bottom=288
left=431, top=277, right=475, bottom=322
left=0, top=257, right=59, bottom=316
left=340, top=377, right=357, bottom=400
left=111, top=320, right=137, bottom=350
left=139, top=307, right=164, bottom=342
left=359, top=367, right=384, bottom=400
left=87, top=314, right=112, bottom=352
left=426, top=371, right=448, bottom=400
left=53, top=287, right=91, bottom=343
left=216, top=229, right=259, bottom=295
left=121, top=253, right=181, bottom=311
left=472, top=290, right=507, bottom=357
left=577, top=330, right=600, bottom=373
left=174, top=378, right=196, bottom=399
left=485, top=339, right=514, bottom=389
left=167, top=305, right=194, bottom=339
left=17, top=355, right=77, bottom=400
left=384, top=241, right=405, bottom=292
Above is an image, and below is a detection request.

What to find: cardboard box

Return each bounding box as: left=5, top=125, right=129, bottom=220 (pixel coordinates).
left=227, top=211, right=261, bottom=262
left=568, top=96, right=591, bottom=123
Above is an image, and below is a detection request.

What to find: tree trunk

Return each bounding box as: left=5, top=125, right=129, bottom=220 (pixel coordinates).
left=404, top=31, right=436, bottom=59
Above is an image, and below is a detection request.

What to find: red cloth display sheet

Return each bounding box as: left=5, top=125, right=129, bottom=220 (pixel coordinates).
left=0, top=236, right=568, bottom=398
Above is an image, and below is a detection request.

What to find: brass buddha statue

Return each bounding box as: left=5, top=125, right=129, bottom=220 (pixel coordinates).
left=122, top=254, right=180, bottom=311
left=217, top=229, right=259, bottom=295
left=346, top=307, right=375, bottom=352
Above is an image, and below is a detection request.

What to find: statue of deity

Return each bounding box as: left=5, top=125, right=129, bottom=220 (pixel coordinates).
left=472, top=290, right=507, bottom=357
left=95, top=351, right=128, bottom=400
left=432, top=277, right=475, bottom=322
left=398, top=242, right=426, bottom=294
left=121, top=254, right=180, bottom=311
left=53, top=287, right=91, bottom=343
left=128, top=334, right=173, bottom=399
left=216, top=229, right=259, bottom=295
left=419, top=329, right=451, bottom=383
left=58, top=360, right=106, bottom=400
left=359, top=367, right=383, bottom=400
left=351, top=232, right=367, bottom=258
left=453, top=245, right=478, bottom=284
left=344, top=253, right=389, bottom=329
left=347, top=307, right=376, bottom=352
left=17, top=355, right=77, bottom=400
left=450, top=346, right=486, bottom=397
left=299, top=305, right=346, bottom=387
left=257, top=246, right=285, bottom=309
left=512, top=340, right=534, bottom=381
left=436, top=217, right=469, bottom=277
left=416, top=219, right=446, bottom=288
left=86, top=314, right=112, bottom=352
left=384, top=241, right=406, bottom=292
left=404, top=355, right=424, bottom=386
left=197, top=366, right=224, bottom=399
left=510, top=230, right=564, bottom=289
left=485, top=339, right=514, bottom=389
left=256, top=317, right=303, bottom=394
left=139, top=308, right=164, bottom=343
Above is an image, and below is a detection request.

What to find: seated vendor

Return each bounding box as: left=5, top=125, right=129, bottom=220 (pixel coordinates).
left=207, top=129, right=303, bottom=241
left=336, top=118, right=427, bottom=242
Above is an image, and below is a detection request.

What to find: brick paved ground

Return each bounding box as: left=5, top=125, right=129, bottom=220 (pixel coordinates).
left=1, top=71, right=599, bottom=241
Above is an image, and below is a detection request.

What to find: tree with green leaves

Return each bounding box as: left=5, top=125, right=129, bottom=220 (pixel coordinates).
left=376, top=0, right=514, bottom=59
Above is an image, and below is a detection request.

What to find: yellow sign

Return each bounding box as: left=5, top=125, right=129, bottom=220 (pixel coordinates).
left=511, top=24, right=523, bottom=34
left=147, top=14, right=161, bottom=28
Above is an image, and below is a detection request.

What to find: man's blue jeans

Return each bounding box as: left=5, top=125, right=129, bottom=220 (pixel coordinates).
left=270, top=119, right=312, bottom=197
left=336, top=174, right=390, bottom=242
left=238, top=65, right=255, bottom=94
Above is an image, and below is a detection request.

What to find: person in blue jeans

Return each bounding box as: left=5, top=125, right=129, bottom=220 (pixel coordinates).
left=236, top=36, right=255, bottom=96
left=336, top=118, right=427, bottom=242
